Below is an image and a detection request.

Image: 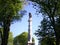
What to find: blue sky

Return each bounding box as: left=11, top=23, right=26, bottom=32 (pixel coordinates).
left=10, top=2, right=43, bottom=45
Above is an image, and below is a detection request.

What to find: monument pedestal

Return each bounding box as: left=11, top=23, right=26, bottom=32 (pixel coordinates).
left=27, top=41, right=34, bottom=45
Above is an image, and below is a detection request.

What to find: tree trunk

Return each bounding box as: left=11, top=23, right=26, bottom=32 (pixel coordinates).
left=1, top=19, right=10, bottom=45
left=54, top=24, right=60, bottom=45
left=55, top=31, right=60, bottom=45
left=51, top=16, right=60, bottom=45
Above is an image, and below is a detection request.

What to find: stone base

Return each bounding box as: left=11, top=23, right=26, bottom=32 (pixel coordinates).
left=27, top=42, right=34, bottom=45
left=27, top=43, right=32, bottom=45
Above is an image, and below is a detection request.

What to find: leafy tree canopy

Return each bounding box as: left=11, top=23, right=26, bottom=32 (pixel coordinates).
left=13, top=32, right=35, bottom=45
left=0, top=0, right=23, bottom=22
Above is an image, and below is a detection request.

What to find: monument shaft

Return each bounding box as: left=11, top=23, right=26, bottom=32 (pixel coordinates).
left=28, top=13, right=32, bottom=43
left=28, top=13, right=32, bottom=45
left=27, top=13, right=34, bottom=45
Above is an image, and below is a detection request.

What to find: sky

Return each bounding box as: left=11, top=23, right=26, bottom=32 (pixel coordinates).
left=10, top=2, right=43, bottom=45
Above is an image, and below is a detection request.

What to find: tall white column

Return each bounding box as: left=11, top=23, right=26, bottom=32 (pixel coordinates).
left=28, top=13, right=32, bottom=44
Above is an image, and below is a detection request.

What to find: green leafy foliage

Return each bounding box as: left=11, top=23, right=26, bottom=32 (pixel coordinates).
left=35, top=16, right=55, bottom=45
left=8, top=32, right=13, bottom=45
left=13, top=32, right=35, bottom=45
left=30, top=0, right=60, bottom=16
left=0, top=0, right=23, bottom=22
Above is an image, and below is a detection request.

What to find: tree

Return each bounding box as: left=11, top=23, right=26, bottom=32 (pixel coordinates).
left=35, top=16, right=55, bottom=45
left=0, top=0, right=24, bottom=45
left=0, top=28, right=13, bottom=45
left=13, top=32, right=35, bottom=45
left=0, top=28, right=2, bottom=45
left=30, top=0, right=60, bottom=45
